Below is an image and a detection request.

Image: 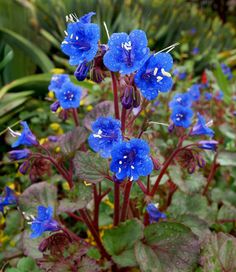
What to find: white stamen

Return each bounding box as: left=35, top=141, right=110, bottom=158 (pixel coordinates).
left=130, top=176, right=134, bottom=181
left=155, top=203, right=159, bottom=209
left=30, top=215, right=36, bottom=220
left=176, top=97, right=182, bottom=102
left=27, top=222, right=32, bottom=225
left=161, top=68, right=171, bottom=77
left=206, top=120, right=213, bottom=127
left=156, top=76, right=163, bottom=82
left=8, top=127, right=21, bottom=137
left=119, top=161, right=122, bottom=164
left=64, top=30, right=68, bottom=36
left=70, top=34, right=73, bottom=39
left=121, top=41, right=132, bottom=51
left=75, top=36, right=79, bottom=40
left=25, top=215, right=31, bottom=220
left=123, top=155, right=127, bottom=159
left=62, top=41, right=68, bottom=44
left=131, top=165, right=135, bottom=169
left=93, top=129, right=103, bottom=138
left=153, top=68, right=158, bottom=76
left=118, top=167, right=121, bottom=173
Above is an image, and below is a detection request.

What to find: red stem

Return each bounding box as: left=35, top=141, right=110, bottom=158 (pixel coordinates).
left=202, top=152, right=219, bottom=196
left=120, top=181, right=133, bottom=222
left=93, top=185, right=99, bottom=232
left=113, top=182, right=120, bottom=226
left=150, top=147, right=183, bottom=196
left=137, top=180, right=147, bottom=194
left=72, top=108, right=79, bottom=126
left=121, top=106, right=126, bottom=134
left=79, top=209, right=111, bottom=261
left=66, top=212, right=82, bottom=222
left=111, top=72, right=120, bottom=120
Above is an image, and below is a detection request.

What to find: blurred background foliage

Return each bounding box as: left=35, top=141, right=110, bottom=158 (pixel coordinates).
left=0, top=0, right=235, bottom=130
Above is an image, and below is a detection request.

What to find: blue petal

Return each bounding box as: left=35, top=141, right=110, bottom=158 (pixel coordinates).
left=37, top=206, right=53, bottom=221
left=153, top=52, right=173, bottom=71
left=79, top=12, right=96, bottom=24
left=30, top=222, right=44, bottom=238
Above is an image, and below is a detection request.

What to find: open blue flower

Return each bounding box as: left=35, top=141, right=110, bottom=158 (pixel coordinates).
left=215, top=90, right=224, bottom=101
left=10, top=122, right=38, bottom=148
left=88, top=116, right=122, bottom=158
left=188, top=84, right=201, bottom=101
left=0, top=187, right=17, bottom=213
left=221, top=63, right=233, bottom=80
left=9, top=149, right=31, bottom=161
left=134, top=53, right=173, bottom=100
left=169, top=92, right=192, bottom=109
left=110, top=138, right=153, bottom=181
left=48, top=74, right=70, bottom=93
left=198, top=140, right=218, bottom=151
left=61, top=12, right=100, bottom=65
left=204, top=92, right=212, bottom=101
left=191, top=113, right=214, bottom=137
left=103, top=29, right=150, bottom=74
left=170, top=106, right=193, bottom=128
left=30, top=206, right=60, bottom=239
left=146, top=203, right=166, bottom=223
left=55, top=81, right=82, bottom=109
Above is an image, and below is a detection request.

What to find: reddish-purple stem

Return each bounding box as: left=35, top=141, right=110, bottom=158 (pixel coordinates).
left=113, top=182, right=120, bottom=226
left=120, top=181, right=133, bottom=222
left=111, top=72, right=120, bottom=120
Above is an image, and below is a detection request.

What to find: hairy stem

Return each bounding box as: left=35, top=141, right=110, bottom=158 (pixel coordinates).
left=113, top=182, right=120, bottom=226
left=72, top=108, right=79, bottom=126
left=120, top=181, right=133, bottom=222
left=111, top=72, right=120, bottom=120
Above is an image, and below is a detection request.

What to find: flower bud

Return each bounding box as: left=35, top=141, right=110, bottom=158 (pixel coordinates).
left=50, top=101, right=60, bottom=112
left=19, top=161, right=30, bottom=175
left=74, top=61, right=90, bottom=81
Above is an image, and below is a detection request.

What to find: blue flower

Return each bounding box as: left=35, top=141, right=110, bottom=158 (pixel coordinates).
left=134, top=53, right=173, bottom=100
left=74, top=61, right=90, bottom=81
left=191, top=113, right=214, bottom=137
left=30, top=206, right=60, bottom=239
left=103, top=29, right=150, bottom=74
left=173, top=69, right=187, bottom=80
left=215, top=90, right=224, bottom=101
left=61, top=12, right=100, bottom=66
left=170, top=106, right=193, bottom=128
left=191, top=47, right=199, bottom=55
left=88, top=117, right=122, bottom=158
left=188, top=84, right=201, bottom=101
left=9, top=149, right=31, bottom=161
left=169, top=92, right=192, bottom=109
left=110, top=138, right=153, bottom=181
left=204, top=92, right=212, bottom=101
left=55, top=81, right=82, bottom=109
left=10, top=122, right=38, bottom=148
left=48, top=74, right=70, bottom=93
left=0, top=187, right=17, bottom=213
left=198, top=140, right=218, bottom=151
left=146, top=203, right=166, bottom=223
left=221, top=63, right=233, bottom=80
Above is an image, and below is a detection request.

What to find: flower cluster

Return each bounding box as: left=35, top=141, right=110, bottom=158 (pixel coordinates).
left=48, top=74, right=82, bottom=109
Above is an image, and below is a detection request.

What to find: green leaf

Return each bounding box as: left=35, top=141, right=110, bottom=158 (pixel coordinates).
left=59, top=127, right=88, bottom=157
left=169, top=165, right=206, bottom=193
left=135, top=222, right=200, bottom=272
left=17, top=257, right=39, bottom=271
left=168, top=191, right=217, bottom=225
left=58, top=183, right=92, bottom=213
left=201, top=233, right=236, bottom=272
left=83, top=101, right=114, bottom=130
left=217, top=203, right=236, bottom=222
left=19, top=181, right=57, bottom=215
left=73, top=151, right=110, bottom=184
left=103, top=219, right=143, bottom=267
left=177, top=214, right=211, bottom=242
left=0, top=27, right=54, bottom=72
left=4, top=210, right=21, bottom=236
left=0, top=48, right=13, bottom=71
left=22, top=230, right=43, bottom=259
left=218, top=151, right=236, bottom=166
left=0, top=73, right=52, bottom=98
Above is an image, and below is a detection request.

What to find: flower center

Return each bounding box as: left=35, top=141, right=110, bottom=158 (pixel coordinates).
left=152, top=67, right=171, bottom=83
left=175, top=113, right=184, bottom=121
left=64, top=90, right=75, bottom=101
